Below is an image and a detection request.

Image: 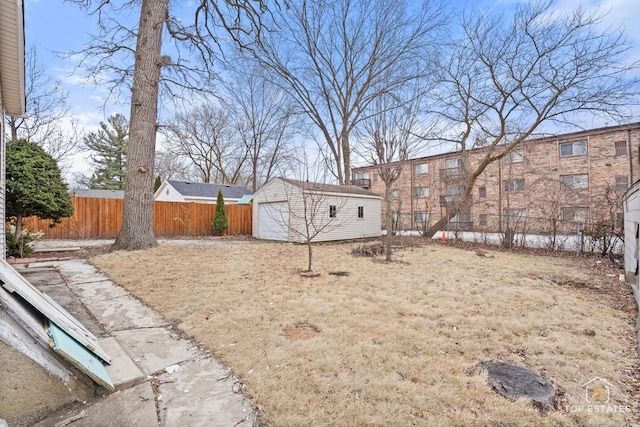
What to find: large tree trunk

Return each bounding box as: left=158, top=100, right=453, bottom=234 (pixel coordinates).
left=112, top=0, right=164, bottom=251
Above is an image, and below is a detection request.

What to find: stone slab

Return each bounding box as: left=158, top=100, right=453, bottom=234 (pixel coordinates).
left=86, top=295, right=168, bottom=331
left=157, top=357, right=256, bottom=427
left=100, top=337, right=145, bottom=390
left=34, top=382, right=158, bottom=427
left=68, top=279, right=129, bottom=304
left=113, top=328, right=199, bottom=375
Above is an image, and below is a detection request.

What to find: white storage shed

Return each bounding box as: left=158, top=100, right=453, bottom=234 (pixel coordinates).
left=253, top=178, right=381, bottom=242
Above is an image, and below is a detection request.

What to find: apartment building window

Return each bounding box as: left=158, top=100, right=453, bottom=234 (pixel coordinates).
left=615, top=140, right=627, bottom=156
left=616, top=212, right=624, bottom=228
left=560, top=174, right=588, bottom=189
left=373, top=173, right=378, bottom=183
left=354, top=171, right=368, bottom=180
left=446, top=158, right=463, bottom=169
left=413, top=163, right=429, bottom=175
left=391, top=189, right=399, bottom=199
left=503, top=178, right=525, bottom=192
left=504, top=149, right=524, bottom=164
left=615, top=175, right=629, bottom=192
left=414, top=187, right=429, bottom=198
left=478, top=186, right=486, bottom=198
left=479, top=214, right=488, bottom=226
left=451, top=210, right=472, bottom=230
left=414, top=211, right=429, bottom=223
left=329, top=205, right=337, bottom=218
left=562, top=207, right=589, bottom=223
left=392, top=211, right=400, bottom=224
left=357, top=206, right=364, bottom=219
left=447, top=184, right=465, bottom=195
left=559, top=140, right=587, bottom=157
left=503, top=208, right=526, bottom=227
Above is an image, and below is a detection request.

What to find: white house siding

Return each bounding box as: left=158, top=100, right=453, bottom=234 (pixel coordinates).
left=0, top=98, right=5, bottom=258
left=252, top=178, right=289, bottom=239
left=623, top=180, right=640, bottom=356
left=253, top=178, right=382, bottom=242
left=155, top=183, right=186, bottom=202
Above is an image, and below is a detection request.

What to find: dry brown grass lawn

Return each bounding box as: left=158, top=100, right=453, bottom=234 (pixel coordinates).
left=91, top=240, right=639, bottom=426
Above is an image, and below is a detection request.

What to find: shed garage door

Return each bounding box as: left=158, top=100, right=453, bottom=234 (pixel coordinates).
left=258, top=202, right=289, bottom=241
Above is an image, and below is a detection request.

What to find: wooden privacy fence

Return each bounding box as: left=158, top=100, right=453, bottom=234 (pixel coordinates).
left=21, top=196, right=253, bottom=239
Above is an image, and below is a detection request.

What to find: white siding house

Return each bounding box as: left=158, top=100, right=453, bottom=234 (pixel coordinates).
left=623, top=180, right=640, bottom=355
left=253, top=178, right=381, bottom=242
left=0, top=0, right=26, bottom=258
left=154, top=180, right=252, bottom=204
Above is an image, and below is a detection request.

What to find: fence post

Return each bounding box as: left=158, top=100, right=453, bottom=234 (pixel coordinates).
left=576, top=221, right=581, bottom=255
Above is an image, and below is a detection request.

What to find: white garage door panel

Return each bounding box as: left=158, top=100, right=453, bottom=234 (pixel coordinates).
left=259, top=202, right=289, bottom=241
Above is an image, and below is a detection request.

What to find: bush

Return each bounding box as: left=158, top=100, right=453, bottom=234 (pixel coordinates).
left=6, top=226, right=43, bottom=258
left=212, top=190, right=229, bottom=235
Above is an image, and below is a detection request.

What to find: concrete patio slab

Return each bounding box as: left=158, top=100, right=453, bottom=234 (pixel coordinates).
left=113, top=328, right=200, bottom=375
left=99, top=337, right=145, bottom=390
left=156, top=357, right=256, bottom=427
left=34, top=382, right=158, bottom=427
left=86, top=295, right=168, bottom=331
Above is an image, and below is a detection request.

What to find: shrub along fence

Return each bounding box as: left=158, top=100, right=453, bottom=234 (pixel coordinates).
left=21, top=196, right=252, bottom=239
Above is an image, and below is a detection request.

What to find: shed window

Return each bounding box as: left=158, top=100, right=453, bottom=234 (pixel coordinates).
left=357, top=206, right=364, bottom=219
left=329, top=205, right=337, bottom=218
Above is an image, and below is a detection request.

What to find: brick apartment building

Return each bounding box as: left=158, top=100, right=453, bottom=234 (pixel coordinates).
left=351, top=122, right=640, bottom=237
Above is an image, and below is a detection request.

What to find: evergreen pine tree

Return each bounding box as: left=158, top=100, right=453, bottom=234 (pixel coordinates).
left=212, top=190, right=229, bottom=235
left=84, top=113, right=129, bottom=190
left=153, top=176, right=162, bottom=193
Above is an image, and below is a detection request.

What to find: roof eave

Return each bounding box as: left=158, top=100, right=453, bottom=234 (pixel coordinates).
left=0, top=0, right=26, bottom=117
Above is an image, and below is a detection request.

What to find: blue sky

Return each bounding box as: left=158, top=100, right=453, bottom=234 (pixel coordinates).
left=22, top=0, right=640, bottom=179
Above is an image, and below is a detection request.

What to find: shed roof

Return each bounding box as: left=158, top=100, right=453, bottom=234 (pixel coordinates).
left=282, top=178, right=380, bottom=198
left=71, top=189, right=125, bottom=199
left=0, top=0, right=26, bottom=117
left=168, top=180, right=252, bottom=200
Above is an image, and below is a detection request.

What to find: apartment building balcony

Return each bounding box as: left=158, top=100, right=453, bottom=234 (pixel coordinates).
left=351, top=178, right=371, bottom=189
left=439, top=166, right=467, bottom=182
left=440, top=194, right=472, bottom=206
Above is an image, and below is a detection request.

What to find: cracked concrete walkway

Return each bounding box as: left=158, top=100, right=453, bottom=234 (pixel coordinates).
left=15, top=258, right=256, bottom=427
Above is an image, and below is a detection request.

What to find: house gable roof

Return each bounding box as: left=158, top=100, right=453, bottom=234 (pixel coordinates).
left=281, top=178, right=381, bottom=198
left=167, top=180, right=252, bottom=200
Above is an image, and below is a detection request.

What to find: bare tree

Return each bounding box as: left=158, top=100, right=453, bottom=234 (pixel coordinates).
left=359, top=94, right=423, bottom=261
left=162, top=103, right=248, bottom=184
left=264, top=179, right=351, bottom=272
left=69, top=0, right=278, bottom=250
left=221, top=66, right=298, bottom=192
left=6, top=45, right=80, bottom=167
left=249, top=0, right=446, bottom=184
left=423, top=1, right=639, bottom=237
left=154, top=150, right=193, bottom=182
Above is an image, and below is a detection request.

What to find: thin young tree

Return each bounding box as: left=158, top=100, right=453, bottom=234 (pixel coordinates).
left=248, top=0, right=446, bottom=184
left=359, top=93, right=424, bottom=261
left=423, top=1, right=639, bottom=237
